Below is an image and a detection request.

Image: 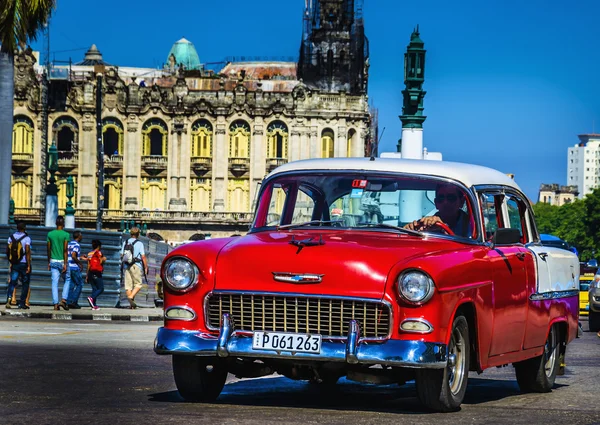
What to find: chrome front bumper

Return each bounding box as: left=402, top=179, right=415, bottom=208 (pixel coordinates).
left=154, top=314, right=448, bottom=369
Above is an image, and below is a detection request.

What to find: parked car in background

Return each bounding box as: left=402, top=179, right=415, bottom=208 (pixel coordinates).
left=578, top=262, right=597, bottom=317
left=589, top=273, right=600, bottom=332
left=155, top=158, right=580, bottom=412
left=540, top=234, right=579, bottom=257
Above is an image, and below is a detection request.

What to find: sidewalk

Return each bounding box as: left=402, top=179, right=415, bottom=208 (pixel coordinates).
left=0, top=305, right=164, bottom=322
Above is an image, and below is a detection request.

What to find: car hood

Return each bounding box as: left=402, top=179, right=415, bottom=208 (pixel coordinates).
left=213, top=230, right=459, bottom=299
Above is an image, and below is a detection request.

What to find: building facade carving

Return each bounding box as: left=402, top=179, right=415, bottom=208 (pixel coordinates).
left=11, top=0, right=374, bottom=240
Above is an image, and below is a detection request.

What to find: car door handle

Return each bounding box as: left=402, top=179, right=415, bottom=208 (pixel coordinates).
left=516, top=252, right=526, bottom=261
left=538, top=252, right=548, bottom=261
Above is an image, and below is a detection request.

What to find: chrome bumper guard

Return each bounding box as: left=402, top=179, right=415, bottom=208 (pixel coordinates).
left=154, top=313, right=448, bottom=369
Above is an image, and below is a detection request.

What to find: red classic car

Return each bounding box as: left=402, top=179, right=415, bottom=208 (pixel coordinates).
left=155, top=158, right=580, bottom=412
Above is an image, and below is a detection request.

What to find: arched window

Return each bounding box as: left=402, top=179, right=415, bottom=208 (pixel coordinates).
left=321, top=129, right=334, bottom=158
left=191, top=120, right=213, bottom=157
left=227, top=179, right=250, bottom=212
left=103, top=177, right=122, bottom=210
left=12, top=116, right=34, bottom=154
left=52, top=116, right=79, bottom=152
left=142, top=119, right=168, bottom=156
left=347, top=129, right=356, bottom=157
left=10, top=176, right=32, bottom=208
left=190, top=178, right=212, bottom=212
left=102, top=118, right=124, bottom=156
left=229, top=120, right=250, bottom=158
left=141, top=177, right=167, bottom=210
left=266, top=121, right=288, bottom=159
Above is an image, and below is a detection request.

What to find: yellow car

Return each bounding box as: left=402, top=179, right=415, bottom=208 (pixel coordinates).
left=579, top=273, right=593, bottom=316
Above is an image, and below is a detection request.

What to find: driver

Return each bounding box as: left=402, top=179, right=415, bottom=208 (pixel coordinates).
left=404, top=184, right=472, bottom=237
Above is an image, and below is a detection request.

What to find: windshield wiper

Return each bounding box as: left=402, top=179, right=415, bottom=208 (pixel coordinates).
left=357, top=223, right=424, bottom=237
left=277, top=220, right=339, bottom=230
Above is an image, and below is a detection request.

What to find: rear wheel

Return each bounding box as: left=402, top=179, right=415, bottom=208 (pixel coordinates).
left=589, top=310, right=600, bottom=332
left=415, top=315, right=470, bottom=412
left=172, top=355, right=227, bottom=402
left=514, top=324, right=560, bottom=393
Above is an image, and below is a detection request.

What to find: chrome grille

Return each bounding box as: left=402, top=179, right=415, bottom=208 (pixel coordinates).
left=206, top=293, right=390, bottom=339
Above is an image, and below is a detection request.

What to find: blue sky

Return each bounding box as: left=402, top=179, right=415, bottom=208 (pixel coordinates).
left=32, top=0, right=600, bottom=200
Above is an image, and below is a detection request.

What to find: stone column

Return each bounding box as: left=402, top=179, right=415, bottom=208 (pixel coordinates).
left=79, top=114, right=95, bottom=209
left=179, top=122, right=191, bottom=210
left=168, top=120, right=187, bottom=211
left=290, top=128, right=301, bottom=162
left=250, top=120, right=265, bottom=211
left=212, top=117, right=227, bottom=212
left=124, top=115, right=140, bottom=210
left=309, top=122, right=319, bottom=159
left=33, top=116, right=43, bottom=208
left=336, top=120, right=347, bottom=158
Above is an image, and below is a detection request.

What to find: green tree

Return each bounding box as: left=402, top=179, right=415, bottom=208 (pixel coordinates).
left=0, top=1, right=54, bottom=224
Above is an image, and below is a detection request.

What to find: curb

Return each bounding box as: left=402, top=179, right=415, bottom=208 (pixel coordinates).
left=0, top=309, right=163, bottom=322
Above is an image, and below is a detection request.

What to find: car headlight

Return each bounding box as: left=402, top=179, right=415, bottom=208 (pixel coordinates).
left=163, top=257, right=199, bottom=291
left=397, top=270, right=435, bottom=304
left=591, top=280, right=599, bottom=290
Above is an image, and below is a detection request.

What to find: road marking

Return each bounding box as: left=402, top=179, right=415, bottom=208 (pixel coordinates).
left=0, top=331, right=62, bottom=335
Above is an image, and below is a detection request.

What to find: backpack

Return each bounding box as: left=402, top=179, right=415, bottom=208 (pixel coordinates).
left=8, top=233, right=27, bottom=265
left=122, top=239, right=140, bottom=266
left=89, top=250, right=104, bottom=273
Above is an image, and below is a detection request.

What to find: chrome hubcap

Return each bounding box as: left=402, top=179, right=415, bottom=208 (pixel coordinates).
left=448, top=327, right=465, bottom=395
left=544, top=327, right=557, bottom=378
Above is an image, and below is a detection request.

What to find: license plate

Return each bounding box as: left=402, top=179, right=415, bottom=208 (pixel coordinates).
left=252, top=331, right=322, bottom=354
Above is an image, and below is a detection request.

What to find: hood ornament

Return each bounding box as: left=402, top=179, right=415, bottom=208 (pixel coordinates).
left=272, top=272, right=324, bottom=284
left=289, top=234, right=324, bottom=254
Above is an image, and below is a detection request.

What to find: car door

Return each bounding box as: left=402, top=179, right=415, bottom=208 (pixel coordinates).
left=480, top=192, right=531, bottom=356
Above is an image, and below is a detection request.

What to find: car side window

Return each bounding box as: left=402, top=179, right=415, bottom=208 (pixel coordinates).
left=266, top=185, right=288, bottom=226
left=480, top=193, right=503, bottom=240
left=266, top=185, right=316, bottom=226
left=505, top=195, right=529, bottom=243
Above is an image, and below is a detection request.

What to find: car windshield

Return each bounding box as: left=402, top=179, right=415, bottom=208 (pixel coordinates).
left=252, top=172, right=478, bottom=240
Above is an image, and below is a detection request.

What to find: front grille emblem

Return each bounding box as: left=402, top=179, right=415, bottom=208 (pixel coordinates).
left=272, top=272, right=324, bottom=284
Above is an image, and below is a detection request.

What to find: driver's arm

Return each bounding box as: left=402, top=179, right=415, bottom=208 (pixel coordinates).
left=404, top=216, right=442, bottom=231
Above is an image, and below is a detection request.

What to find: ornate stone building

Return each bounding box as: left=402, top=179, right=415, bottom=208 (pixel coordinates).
left=11, top=0, right=373, bottom=239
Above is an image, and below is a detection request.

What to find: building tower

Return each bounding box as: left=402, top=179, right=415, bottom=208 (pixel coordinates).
left=399, top=26, right=427, bottom=160
left=299, top=0, right=368, bottom=94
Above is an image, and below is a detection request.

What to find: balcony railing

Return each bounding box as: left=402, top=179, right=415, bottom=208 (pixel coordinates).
left=58, top=151, right=78, bottom=165
left=266, top=158, right=287, bottom=172
left=228, top=157, right=250, bottom=175
left=142, top=156, right=168, bottom=168
left=14, top=208, right=253, bottom=224
left=191, top=157, right=212, bottom=172
left=104, top=154, right=123, bottom=165
left=12, top=153, right=34, bottom=162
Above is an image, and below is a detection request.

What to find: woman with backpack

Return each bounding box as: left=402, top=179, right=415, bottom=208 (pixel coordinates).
left=86, top=239, right=106, bottom=310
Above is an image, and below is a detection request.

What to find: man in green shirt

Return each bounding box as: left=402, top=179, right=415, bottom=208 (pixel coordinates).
left=47, top=216, right=71, bottom=310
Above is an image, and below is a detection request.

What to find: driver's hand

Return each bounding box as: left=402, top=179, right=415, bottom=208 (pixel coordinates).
left=404, top=216, right=443, bottom=231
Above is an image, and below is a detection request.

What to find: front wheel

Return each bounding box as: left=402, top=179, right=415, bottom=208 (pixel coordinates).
left=415, top=315, right=470, bottom=412
left=514, top=324, right=560, bottom=393
left=172, top=355, right=228, bottom=402
left=589, top=310, right=600, bottom=332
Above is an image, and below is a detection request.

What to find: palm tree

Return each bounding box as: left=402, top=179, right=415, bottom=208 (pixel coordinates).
left=0, top=1, right=54, bottom=224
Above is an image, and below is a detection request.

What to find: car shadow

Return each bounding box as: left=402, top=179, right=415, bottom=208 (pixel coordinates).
left=148, top=375, right=568, bottom=412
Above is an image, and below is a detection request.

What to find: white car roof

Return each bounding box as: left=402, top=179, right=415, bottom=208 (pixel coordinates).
left=268, top=157, right=522, bottom=192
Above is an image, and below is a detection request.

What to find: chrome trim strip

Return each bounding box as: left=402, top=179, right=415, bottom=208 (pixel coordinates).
left=164, top=305, right=197, bottom=321
left=529, top=290, right=579, bottom=301
left=203, top=291, right=393, bottom=340
left=272, top=272, right=324, bottom=284
left=400, top=318, right=434, bottom=334
left=154, top=327, right=448, bottom=369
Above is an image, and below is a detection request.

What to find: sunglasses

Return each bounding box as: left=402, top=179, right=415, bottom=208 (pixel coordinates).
left=436, top=194, right=458, bottom=203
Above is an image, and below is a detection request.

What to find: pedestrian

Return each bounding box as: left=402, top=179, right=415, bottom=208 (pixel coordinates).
left=47, top=216, right=71, bottom=310
left=120, top=226, right=148, bottom=309
left=5, top=221, right=31, bottom=309
left=86, top=239, right=106, bottom=310
left=66, top=231, right=87, bottom=309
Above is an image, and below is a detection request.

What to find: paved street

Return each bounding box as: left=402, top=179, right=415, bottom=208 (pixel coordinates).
left=0, top=317, right=599, bottom=424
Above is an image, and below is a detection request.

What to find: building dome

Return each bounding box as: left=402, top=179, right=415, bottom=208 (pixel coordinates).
left=76, top=44, right=110, bottom=66
left=166, top=38, right=201, bottom=70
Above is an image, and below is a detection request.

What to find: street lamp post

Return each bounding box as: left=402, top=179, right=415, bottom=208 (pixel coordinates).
left=96, top=71, right=105, bottom=231
left=65, top=175, right=75, bottom=229
left=44, top=142, right=59, bottom=227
